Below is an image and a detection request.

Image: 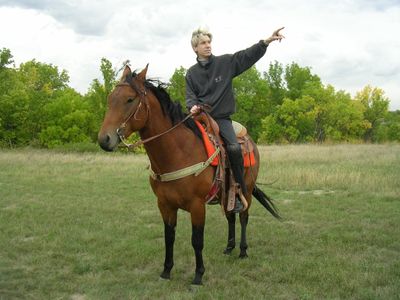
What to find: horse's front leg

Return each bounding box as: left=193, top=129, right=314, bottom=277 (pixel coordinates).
left=190, top=202, right=206, bottom=285
left=158, top=203, right=177, bottom=280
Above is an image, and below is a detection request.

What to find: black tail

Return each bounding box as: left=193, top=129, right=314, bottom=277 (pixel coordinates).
left=252, top=185, right=281, bottom=219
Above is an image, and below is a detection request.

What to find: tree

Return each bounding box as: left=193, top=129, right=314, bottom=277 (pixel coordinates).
left=354, top=85, right=389, bottom=142
left=233, top=66, right=269, bottom=141
left=323, top=90, right=369, bottom=141
left=17, top=60, right=70, bottom=144
left=385, top=111, right=400, bottom=141
left=0, top=55, right=70, bottom=146
left=259, top=80, right=371, bottom=143
left=167, top=66, right=187, bottom=107
left=0, top=48, right=14, bottom=69
left=285, top=62, right=322, bottom=100
left=85, top=58, right=118, bottom=141
left=39, top=88, right=96, bottom=147
left=263, top=61, right=286, bottom=109
left=259, top=96, right=317, bottom=143
left=101, top=58, right=117, bottom=97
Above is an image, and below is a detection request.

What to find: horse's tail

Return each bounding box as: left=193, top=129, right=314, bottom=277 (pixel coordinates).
left=252, top=185, right=281, bottom=219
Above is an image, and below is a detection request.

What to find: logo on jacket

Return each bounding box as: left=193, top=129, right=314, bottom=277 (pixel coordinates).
left=214, top=76, right=222, bottom=83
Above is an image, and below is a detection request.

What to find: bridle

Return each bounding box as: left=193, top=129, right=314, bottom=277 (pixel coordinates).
left=115, top=79, right=148, bottom=149
left=115, top=78, right=192, bottom=150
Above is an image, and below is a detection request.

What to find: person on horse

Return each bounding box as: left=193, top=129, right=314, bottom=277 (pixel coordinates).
left=186, top=26, right=285, bottom=212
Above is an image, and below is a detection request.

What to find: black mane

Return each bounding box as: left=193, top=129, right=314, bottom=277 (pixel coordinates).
left=143, top=79, right=202, bottom=139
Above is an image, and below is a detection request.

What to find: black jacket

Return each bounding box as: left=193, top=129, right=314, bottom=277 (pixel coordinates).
left=185, top=40, right=268, bottom=119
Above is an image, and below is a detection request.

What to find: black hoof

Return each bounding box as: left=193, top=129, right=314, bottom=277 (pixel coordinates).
left=191, top=272, right=203, bottom=285
left=160, top=271, right=171, bottom=280
left=239, top=252, right=248, bottom=259
left=223, top=247, right=235, bottom=255
left=191, top=278, right=203, bottom=285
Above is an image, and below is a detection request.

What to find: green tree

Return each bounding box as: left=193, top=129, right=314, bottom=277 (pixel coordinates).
left=1, top=54, right=70, bottom=146
left=259, top=81, right=370, bottom=143
left=0, top=48, right=14, bottom=69
left=354, top=85, right=389, bottom=142
left=385, top=111, right=400, bottom=141
left=233, top=66, right=269, bottom=141
left=85, top=58, right=118, bottom=141
left=372, top=110, right=400, bottom=142
left=17, top=60, right=70, bottom=144
left=263, top=61, right=286, bottom=109
left=323, top=90, right=369, bottom=141
left=259, top=96, right=317, bottom=143
left=285, top=62, right=322, bottom=100
left=39, top=88, right=96, bottom=147
left=0, top=48, right=14, bottom=145
left=0, top=75, right=29, bottom=146
left=167, top=66, right=187, bottom=107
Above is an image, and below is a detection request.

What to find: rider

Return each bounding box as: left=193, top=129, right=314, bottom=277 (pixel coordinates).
left=186, top=26, right=285, bottom=212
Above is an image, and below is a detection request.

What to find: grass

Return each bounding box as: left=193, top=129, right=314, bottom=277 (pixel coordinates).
left=0, top=144, right=399, bottom=299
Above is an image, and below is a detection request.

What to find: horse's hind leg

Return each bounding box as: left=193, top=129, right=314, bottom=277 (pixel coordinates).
left=159, top=204, right=177, bottom=280
left=239, top=210, right=249, bottom=258
left=223, top=212, right=236, bottom=254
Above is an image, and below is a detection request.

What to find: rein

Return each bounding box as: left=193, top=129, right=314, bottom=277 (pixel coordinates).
left=115, top=81, right=193, bottom=150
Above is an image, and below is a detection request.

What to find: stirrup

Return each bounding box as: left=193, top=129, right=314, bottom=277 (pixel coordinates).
left=233, top=196, right=244, bottom=213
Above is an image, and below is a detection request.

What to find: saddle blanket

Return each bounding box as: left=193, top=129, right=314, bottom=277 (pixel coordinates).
left=194, top=120, right=255, bottom=167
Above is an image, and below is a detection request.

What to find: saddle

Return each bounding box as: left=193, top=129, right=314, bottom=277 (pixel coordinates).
left=194, top=112, right=256, bottom=212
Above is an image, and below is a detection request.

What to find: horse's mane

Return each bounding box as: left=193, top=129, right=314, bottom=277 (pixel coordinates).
left=142, top=78, right=202, bottom=140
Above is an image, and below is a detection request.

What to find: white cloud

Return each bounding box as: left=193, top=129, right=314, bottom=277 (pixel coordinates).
left=1, top=0, right=399, bottom=109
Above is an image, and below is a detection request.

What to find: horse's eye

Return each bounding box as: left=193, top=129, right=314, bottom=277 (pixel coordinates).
left=127, top=97, right=135, bottom=103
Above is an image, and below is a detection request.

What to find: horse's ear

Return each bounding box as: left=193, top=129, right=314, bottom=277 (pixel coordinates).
left=137, top=63, right=149, bottom=82
left=122, top=65, right=132, bottom=78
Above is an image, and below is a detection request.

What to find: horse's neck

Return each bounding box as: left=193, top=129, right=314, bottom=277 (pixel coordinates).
left=140, top=112, right=204, bottom=174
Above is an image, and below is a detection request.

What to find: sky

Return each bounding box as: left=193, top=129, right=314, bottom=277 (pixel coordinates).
left=1, top=0, right=399, bottom=110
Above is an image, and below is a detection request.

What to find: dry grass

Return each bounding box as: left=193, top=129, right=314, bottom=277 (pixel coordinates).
left=258, top=144, right=400, bottom=195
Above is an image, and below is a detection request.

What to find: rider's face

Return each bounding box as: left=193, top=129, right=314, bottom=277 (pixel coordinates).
left=194, top=36, right=212, bottom=59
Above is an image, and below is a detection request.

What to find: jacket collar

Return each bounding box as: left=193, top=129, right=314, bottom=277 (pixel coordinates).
left=197, top=54, right=214, bottom=68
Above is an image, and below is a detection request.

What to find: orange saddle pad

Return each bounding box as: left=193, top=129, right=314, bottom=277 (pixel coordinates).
left=194, top=121, right=255, bottom=167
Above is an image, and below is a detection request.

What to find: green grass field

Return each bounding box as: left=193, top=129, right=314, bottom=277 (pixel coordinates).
left=1, top=145, right=399, bottom=299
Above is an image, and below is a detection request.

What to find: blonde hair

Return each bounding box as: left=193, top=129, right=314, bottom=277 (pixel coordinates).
left=191, top=27, right=213, bottom=48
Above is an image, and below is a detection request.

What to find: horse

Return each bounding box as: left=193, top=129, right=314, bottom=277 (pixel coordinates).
left=98, top=65, right=280, bottom=285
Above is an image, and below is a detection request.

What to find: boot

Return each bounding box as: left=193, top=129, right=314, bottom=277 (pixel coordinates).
left=233, top=194, right=244, bottom=213
left=226, top=144, right=247, bottom=213
left=230, top=162, right=247, bottom=213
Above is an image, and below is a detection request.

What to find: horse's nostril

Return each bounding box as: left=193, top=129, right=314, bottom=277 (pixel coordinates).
left=98, top=133, right=115, bottom=152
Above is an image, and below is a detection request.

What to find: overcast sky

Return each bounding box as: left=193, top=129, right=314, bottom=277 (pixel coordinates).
left=1, top=0, right=399, bottom=110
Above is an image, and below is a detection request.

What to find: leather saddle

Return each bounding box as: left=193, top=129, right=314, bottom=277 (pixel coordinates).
left=193, top=112, right=255, bottom=212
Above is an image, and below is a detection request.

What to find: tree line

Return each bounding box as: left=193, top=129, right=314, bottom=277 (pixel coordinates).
left=0, top=47, right=399, bottom=149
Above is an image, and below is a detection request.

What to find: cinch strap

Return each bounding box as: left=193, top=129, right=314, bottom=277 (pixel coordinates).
left=149, top=147, right=220, bottom=182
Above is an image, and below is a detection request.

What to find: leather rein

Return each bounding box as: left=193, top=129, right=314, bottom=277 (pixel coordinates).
left=115, top=80, right=193, bottom=150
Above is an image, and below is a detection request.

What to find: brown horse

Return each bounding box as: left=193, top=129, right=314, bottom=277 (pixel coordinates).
left=98, top=65, right=279, bottom=285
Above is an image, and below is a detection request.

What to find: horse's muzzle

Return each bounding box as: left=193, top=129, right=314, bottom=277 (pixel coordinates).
left=98, top=132, right=119, bottom=152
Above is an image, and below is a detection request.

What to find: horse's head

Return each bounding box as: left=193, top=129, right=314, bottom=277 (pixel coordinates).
left=98, top=65, right=149, bottom=151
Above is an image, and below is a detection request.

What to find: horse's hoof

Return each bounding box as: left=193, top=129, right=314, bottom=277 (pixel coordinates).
left=191, top=273, right=203, bottom=285
left=223, top=247, right=234, bottom=255
left=239, top=252, right=248, bottom=259
left=191, top=279, right=203, bottom=286
left=160, top=271, right=171, bottom=280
